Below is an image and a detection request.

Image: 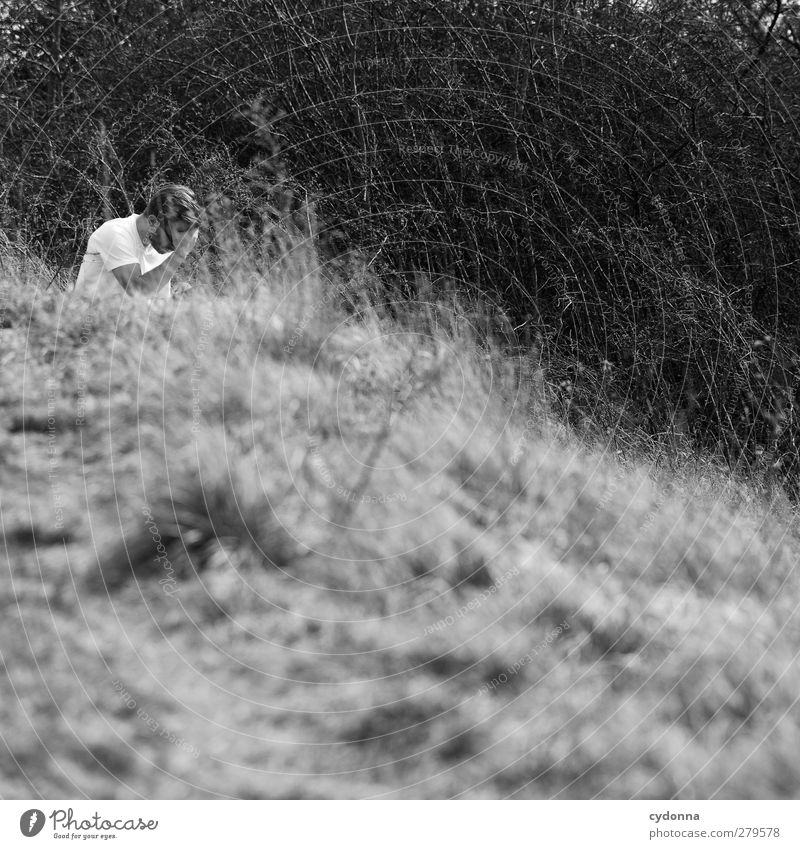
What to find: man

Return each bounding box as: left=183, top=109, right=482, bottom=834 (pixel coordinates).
left=75, top=184, right=201, bottom=300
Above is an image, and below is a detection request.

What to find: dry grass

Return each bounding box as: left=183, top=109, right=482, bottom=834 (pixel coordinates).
left=1, top=235, right=800, bottom=799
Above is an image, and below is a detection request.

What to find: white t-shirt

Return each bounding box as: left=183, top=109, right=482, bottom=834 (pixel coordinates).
left=75, top=213, right=173, bottom=299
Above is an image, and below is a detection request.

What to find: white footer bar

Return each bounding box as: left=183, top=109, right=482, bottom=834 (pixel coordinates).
left=2, top=800, right=798, bottom=848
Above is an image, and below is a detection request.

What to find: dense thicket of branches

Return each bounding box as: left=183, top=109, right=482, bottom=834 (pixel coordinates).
left=4, top=0, right=800, bottom=492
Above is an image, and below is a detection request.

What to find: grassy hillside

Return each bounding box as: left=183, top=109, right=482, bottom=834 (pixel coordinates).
left=1, top=238, right=800, bottom=799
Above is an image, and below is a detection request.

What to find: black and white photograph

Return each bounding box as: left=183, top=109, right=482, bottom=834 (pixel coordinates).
left=1, top=0, right=800, bottom=835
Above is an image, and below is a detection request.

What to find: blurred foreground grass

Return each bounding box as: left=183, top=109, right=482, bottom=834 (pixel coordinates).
left=1, top=239, right=799, bottom=799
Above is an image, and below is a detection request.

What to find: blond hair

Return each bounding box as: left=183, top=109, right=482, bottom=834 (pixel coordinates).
left=145, top=184, right=201, bottom=226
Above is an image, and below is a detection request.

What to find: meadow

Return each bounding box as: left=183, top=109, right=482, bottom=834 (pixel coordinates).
left=1, top=230, right=799, bottom=799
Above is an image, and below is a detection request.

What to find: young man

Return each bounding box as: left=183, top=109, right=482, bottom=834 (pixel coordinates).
left=75, top=184, right=201, bottom=299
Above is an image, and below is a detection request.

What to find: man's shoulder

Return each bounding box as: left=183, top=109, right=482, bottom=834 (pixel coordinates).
left=103, top=212, right=135, bottom=229
left=91, top=213, right=133, bottom=236
left=90, top=215, right=137, bottom=250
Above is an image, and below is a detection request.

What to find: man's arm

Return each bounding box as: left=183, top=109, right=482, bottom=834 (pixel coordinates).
left=111, top=228, right=198, bottom=296
left=111, top=252, right=185, bottom=296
